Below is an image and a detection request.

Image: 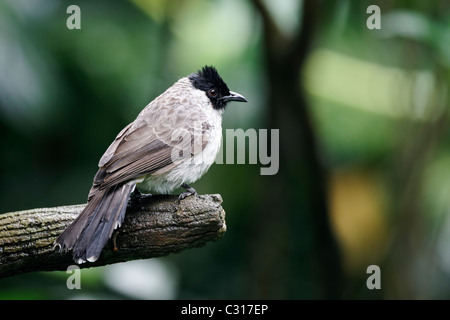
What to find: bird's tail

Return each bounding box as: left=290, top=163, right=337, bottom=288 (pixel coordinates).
left=55, top=181, right=136, bottom=264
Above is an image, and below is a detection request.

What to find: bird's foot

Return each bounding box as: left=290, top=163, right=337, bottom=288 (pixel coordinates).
left=131, top=188, right=152, bottom=202
left=178, top=183, right=198, bottom=201
left=129, top=189, right=153, bottom=210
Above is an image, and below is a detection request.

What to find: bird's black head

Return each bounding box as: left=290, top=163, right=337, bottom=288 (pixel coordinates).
left=188, top=66, right=247, bottom=110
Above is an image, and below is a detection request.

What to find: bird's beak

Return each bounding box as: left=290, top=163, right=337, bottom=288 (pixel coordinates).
left=222, top=91, right=248, bottom=103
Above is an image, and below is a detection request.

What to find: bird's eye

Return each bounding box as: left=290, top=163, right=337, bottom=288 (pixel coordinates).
left=208, top=88, right=218, bottom=97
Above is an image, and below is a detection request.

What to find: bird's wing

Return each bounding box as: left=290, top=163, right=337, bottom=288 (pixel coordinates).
left=90, top=109, right=213, bottom=194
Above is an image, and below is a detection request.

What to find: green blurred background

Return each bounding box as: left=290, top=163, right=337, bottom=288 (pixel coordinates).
left=0, top=0, right=449, bottom=299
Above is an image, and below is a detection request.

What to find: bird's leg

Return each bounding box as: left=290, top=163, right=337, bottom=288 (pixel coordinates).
left=130, top=188, right=152, bottom=203
left=178, top=183, right=198, bottom=200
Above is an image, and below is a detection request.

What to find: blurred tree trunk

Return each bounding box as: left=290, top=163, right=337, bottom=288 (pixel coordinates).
left=248, top=0, right=343, bottom=298
left=385, top=52, right=450, bottom=300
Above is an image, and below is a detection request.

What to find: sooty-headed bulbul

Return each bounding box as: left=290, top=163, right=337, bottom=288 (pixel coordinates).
left=54, top=66, right=247, bottom=264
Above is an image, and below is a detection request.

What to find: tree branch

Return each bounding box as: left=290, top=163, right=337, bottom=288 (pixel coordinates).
left=0, top=194, right=226, bottom=279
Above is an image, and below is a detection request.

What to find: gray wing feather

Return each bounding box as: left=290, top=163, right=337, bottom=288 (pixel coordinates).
left=91, top=114, right=212, bottom=194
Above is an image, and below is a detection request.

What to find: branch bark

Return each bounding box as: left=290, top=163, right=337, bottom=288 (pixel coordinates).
left=0, top=194, right=226, bottom=279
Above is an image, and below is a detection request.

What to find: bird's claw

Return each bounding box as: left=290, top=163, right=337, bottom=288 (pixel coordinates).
left=130, top=189, right=152, bottom=203
left=178, top=183, right=198, bottom=202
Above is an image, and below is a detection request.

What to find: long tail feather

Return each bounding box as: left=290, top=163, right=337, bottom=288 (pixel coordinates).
left=55, top=181, right=136, bottom=263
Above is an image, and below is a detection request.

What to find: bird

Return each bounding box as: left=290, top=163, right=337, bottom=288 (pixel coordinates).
left=54, top=66, right=247, bottom=264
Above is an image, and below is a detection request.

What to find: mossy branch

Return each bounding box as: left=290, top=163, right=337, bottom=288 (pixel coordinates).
left=0, top=194, right=226, bottom=279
